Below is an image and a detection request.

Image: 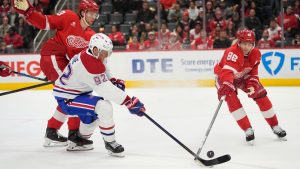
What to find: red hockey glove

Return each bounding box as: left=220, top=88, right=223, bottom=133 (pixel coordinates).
left=123, top=96, right=145, bottom=117
left=218, top=81, right=235, bottom=100
left=110, top=78, right=125, bottom=91
left=12, top=0, right=34, bottom=16
left=0, top=61, right=12, bottom=77
left=245, top=76, right=260, bottom=97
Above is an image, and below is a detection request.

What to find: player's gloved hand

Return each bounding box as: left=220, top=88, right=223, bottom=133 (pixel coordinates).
left=245, top=76, right=260, bottom=97
left=110, top=78, right=125, bottom=91
left=218, top=81, right=235, bottom=100
left=124, top=96, right=145, bottom=117
left=0, top=61, right=12, bottom=77
left=12, top=0, right=33, bottom=15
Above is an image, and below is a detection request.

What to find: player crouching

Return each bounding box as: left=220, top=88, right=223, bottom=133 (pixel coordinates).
left=214, top=29, right=286, bottom=144
left=52, top=33, right=145, bottom=156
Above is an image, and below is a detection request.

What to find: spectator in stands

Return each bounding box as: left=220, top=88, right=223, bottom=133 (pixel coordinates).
left=0, top=41, right=8, bottom=53
left=136, top=1, right=155, bottom=24
left=291, top=33, right=300, bottom=46
left=209, top=9, right=227, bottom=33
left=174, top=24, right=183, bottom=42
left=0, top=0, right=11, bottom=17
left=168, top=2, right=182, bottom=22
left=257, top=29, right=275, bottom=48
left=231, top=12, right=241, bottom=33
left=277, top=5, right=299, bottom=38
left=158, top=22, right=170, bottom=45
left=129, top=24, right=141, bottom=42
left=188, top=1, right=199, bottom=21
left=140, top=22, right=153, bottom=43
left=15, top=17, right=34, bottom=48
left=245, top=8, right=262, bottom=40
left=158, top=3, right=168, bottom=22
left=191, top=30, right=213, bottom=49
left=163, top=32, right=182, bottom=50
left=244, top=0, right=257, bottom=17
left=267, top=19, right=281, bottom=42
left=0, top=16, right=11, bottom=37
left=190, top=20, right=202, bottom=40
left=143, top=31, right=160, bottom=50
left=108, top=24, right=125, bottom=46
left=4, top=26, right=24, bottom=52
left=160, top=0, right=176, bottom=11
left=126, top=36, right=141, bottom=50
left=205, top=0, right=214, bottom=21
left=295, top=0, right=300, bottom=16
left=8, top=7, right=19, bottom=26
left=213, top=29, right=231, bottom=49
left=226, top=21, right=236, bottom=42
left=178, top=10, right=192, bottom=32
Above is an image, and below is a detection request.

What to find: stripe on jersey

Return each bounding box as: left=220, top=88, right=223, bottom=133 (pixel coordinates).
left=231, top=107, right=247, bottom=120
left=68, top=102, right=95, bottom=111
left=223, top=65, right=238, bottom=74
left=261, top=108, right=275, bottom=118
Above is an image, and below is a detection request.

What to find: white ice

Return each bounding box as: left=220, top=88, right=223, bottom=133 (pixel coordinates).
left=0, top=87, right=299, bottom=169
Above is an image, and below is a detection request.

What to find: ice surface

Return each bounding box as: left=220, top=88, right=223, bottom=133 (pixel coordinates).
left=0, top=87, right=299, bottom=169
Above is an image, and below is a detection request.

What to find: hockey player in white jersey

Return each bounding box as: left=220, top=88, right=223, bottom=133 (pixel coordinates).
left=52, top=33, right=145, bottom=157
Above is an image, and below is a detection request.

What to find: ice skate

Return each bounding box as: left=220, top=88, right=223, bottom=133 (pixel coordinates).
left=104, top=140, right=125, bottom=157
left=245, top=128, right=255, bottom=145
left=43, top=128, right=68, bottom=147
left=272, top=125, right=287, bottom=141
left=67, top=130, right=93, bottom=151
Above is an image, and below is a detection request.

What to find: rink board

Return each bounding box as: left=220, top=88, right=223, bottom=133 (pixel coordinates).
left=0, top=49, right=299, bottom=90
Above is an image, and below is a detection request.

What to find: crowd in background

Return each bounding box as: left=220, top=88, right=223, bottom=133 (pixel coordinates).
left=0, top=0, right=299, bottom=53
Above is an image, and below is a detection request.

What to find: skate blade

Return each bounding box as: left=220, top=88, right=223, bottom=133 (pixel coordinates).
left=247, top=140, right=255, bottom=146
left=277, top=137, right=287, bottom=141
left=194, top=159, right=204, bottom=167
left=43, top=138, right=68, bottom=147
left=108, top=151, right=125, bottom=158
left=66, top=141, right=94, bottom=151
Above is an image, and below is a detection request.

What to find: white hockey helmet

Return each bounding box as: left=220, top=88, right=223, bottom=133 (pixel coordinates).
left=88, top=33, right=113, bottom=58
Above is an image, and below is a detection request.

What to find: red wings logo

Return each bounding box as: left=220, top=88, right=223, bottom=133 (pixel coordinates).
left=67, top=35, right=89, bottom=49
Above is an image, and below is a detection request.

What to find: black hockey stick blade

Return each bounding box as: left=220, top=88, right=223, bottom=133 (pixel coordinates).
left=195, top=154, right=231, bottom=166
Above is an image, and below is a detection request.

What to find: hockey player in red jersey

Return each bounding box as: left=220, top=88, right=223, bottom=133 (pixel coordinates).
left=0, top=61, right=12, bottom=77
left=53, top=33, right=145, bottom=156
left=214, top=29, right=287, bottom=144
left=11, top=0, right=126, bottom=148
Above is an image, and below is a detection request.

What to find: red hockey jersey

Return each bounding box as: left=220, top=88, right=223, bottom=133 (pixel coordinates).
left=27, top=10, right=95, bottom=58
left=214, top=43, right=261, bottom=83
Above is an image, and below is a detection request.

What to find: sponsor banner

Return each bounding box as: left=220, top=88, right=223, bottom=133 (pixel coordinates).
left=0, top=54, right=44, bottom=83
left=0, top=49, right=299, bottom=89
left=107, top=49, right=300, bottom=80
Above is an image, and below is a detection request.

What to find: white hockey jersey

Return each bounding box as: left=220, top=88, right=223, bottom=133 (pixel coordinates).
left=53, top=48, right=127, bottom=105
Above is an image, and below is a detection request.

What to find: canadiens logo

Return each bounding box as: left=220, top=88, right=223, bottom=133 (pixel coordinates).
left=67, top=35, right=89, bottom=49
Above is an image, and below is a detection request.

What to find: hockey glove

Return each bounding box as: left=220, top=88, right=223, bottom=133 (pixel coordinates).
left=218, top=81, right=235, bottom=100
left=0, top=61, right=12, bottom=77
left=110, top=78, right=125, bottom=91
left=124, top=96, right=145, bottom=117
left=245, top=76, right=260, bottom=96
left=12, top=0, right=33, bottom=16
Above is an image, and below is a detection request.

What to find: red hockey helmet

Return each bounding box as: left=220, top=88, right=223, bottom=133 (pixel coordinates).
left=78, top=0, right=99, bottom=12
left=238, top=29, right=255, bottom=43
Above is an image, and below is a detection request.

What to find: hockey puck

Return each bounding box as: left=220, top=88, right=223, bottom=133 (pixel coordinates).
left=207, top=150, right=214, bottom=158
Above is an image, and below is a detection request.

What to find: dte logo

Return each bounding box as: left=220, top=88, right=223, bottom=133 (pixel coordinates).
left=132, top=58, right=173, bottom=73
left=262, top=52, right=285, bottom=76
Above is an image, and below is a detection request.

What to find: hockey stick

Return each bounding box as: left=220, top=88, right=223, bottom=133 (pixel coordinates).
left=194, top=96, right=225, bottom=160
left=0, top=81, right=53, bottom=96
left=144, top=112, right=231, bottom=166
left=12, top=71, right=48, bottom=82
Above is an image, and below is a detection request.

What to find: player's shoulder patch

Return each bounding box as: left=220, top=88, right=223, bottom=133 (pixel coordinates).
left=80, top=50, right=106, bottom=74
